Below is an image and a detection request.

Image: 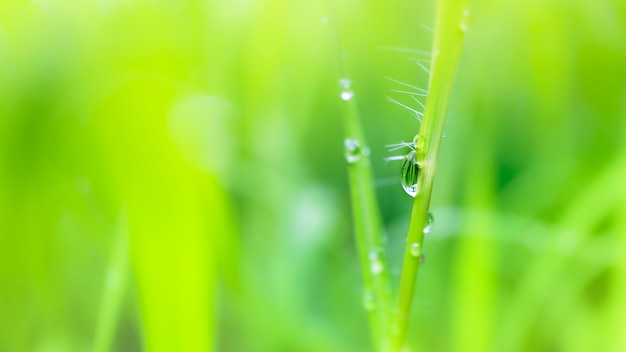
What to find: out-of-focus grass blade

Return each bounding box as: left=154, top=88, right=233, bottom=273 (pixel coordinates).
left=92, top=76, right=230, bottom=351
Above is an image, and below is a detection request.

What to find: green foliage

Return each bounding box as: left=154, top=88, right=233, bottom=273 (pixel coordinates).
left=392, top=0, right=470, bottom=349
left=0, top=0, right=625, bottom=351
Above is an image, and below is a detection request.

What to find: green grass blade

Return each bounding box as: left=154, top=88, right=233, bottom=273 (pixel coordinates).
left=340, top=81, right=394, bottom=352
left=391, top=0, right=471, bottom=349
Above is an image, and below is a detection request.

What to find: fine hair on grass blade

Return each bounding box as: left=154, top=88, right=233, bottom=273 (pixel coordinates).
left=390, top=0, right=471, bottom=350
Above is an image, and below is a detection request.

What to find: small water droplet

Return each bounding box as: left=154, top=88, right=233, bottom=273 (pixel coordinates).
left=459, top=8, right=470, bottom=32
left=410, top=242, right=421, bottom=257
left=368, top=251, right=384, bottom=274
left=401, top=150, right=419, bottom=197
left=341, top=91, right=354, bottom=101
left=368, top=251, right=378, bottom=261
left=320, top=16, right=328, bottom=25
left=370, top=260, right=384, bottom=275
left=363, top=291, right=375, bottom=311
left=339, top=78, right=354, bottom=101
left=423, top=212, right=434, bottom=234
left=344, top=138, right=361, bottom=164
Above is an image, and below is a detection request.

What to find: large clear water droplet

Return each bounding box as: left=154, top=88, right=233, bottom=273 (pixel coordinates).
left=339, top=78, right=354, bottom=101
left=363, top=290, right=375, bottom=311
left=410, top=242, right=421, bottom=257
left=401, top=150, right=419, bottom=197
left=344, top=138, right=361, bottom=164
left=402, top=183, right=418, bottom=197
left=423, top=212, right=434, bottom=234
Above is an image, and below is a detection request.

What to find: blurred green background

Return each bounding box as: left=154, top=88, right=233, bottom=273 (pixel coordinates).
left=1, top=0, right=625, bottom=351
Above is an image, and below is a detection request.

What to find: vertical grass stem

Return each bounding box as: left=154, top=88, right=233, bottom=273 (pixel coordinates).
left=390, top=0, right=470, bottom=350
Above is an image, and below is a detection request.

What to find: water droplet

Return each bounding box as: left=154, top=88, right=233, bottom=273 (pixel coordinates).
left=344, top=138, right=361, bottom=164
left=410, top=242, right=421, bottom=257
left=423, top=212, right=434, bottom=234
left=363, top=291, right=375, bottom=311
left=320, top=16, right=328, bottom=25
left=368, top=251, right=378, bottom=261
left=368, top=251, right=384, bottom=274
left=402, top=183, right=418, bottom=197
left=401, top=150, right=419, bottom=197
left=459, top=8, right=470, bottom=33
left=370, top=260, right=384, bottom=275
left=341, top=90, right=354, bottom=101
left=339, top=78, right=354, bottom=101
